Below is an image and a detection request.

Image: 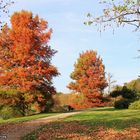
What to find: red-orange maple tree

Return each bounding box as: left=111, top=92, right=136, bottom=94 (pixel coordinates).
left=0, top=11, right=59, bottom=113
left=68, top=50, right=107, bottom=108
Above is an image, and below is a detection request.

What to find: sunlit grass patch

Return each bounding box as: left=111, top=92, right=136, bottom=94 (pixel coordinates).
left=0, top=113, right=59, bottom=124
left=64, top=107, right=140, bottom=130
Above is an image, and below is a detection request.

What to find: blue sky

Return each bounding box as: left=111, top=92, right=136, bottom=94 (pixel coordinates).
left=7, top=0, right=140, bottom=92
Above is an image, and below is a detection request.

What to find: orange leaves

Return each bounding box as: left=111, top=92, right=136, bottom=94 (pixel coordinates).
left=68, top=50, right=107, bottom=108
left=10, top=11, right=33, bottom=29
left=40, top=29, right=52, bottom=43
left=36, top=121, right=140, bottom=140
left=40, top=19, right=48, bottom=30
left=0, top=10, right=59, bottom=112
left=0, top=10, right=58, bottom=91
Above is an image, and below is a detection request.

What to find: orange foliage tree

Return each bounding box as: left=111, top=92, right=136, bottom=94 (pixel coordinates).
left=0, top=11, right=59, bottom=114
left=68, top=50, right=107, bottom=108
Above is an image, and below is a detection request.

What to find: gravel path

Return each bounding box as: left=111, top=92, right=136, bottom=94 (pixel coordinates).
left=0, top=112, right=81, bottom=140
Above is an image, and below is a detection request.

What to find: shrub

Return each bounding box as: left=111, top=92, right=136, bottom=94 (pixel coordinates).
left=129, top=100, right=140, bottom=110
left=0, top=106, right=23, bottom=120
left=121, top=86, right=137, bottom=99
left=110, top=86, right=137, bottom=100
left=110, top=90, right=121, bottom=98
left=114, top=99, right=130, bottom=109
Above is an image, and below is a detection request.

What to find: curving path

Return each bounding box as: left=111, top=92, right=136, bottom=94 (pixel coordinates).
left=0, top=111, right=82, bottom=140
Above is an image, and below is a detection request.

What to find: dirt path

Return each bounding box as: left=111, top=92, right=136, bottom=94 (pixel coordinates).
left=0, top=111, right=81, bottom=140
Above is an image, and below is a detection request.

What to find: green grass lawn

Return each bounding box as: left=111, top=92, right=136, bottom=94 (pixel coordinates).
left=0, top=112, right=59, bottom=124
left=22, top=107, right=140, bottom=140
left=64, top=107, right=140, bottom=130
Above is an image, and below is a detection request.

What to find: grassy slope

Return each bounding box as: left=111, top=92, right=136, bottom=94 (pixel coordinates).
left=64, top=107, right=140, bottom=130
left=0, top=113, right=58, bottom=124
left=23, top=107, right=140, bottom=140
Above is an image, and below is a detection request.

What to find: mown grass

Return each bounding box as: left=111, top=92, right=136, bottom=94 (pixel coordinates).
left=0, top=113, right=59, bottom=124
left=64, top=107, right=140, bottom=130
left=22, top=107, right=140, bottom=140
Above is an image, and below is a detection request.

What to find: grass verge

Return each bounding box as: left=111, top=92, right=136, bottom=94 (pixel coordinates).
left=0, top=113, right=59, bottom=124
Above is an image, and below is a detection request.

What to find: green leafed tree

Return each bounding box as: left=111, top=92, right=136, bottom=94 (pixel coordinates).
left=126, top=78, right=140, bottom=96
left=85, top=0, right=140, bottom=32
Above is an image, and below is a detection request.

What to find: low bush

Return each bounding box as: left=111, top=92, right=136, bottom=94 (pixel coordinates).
left=114, top=99, right=130, bottom=109
left=129, top=100, right=140, bottom=110
left=0, top=106, right=23, bottom=120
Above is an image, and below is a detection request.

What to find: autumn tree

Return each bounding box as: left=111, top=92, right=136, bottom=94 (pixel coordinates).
left=85, top=0, right=140, bottom=32
left=0, top=11, right=59, bottom=114
left=68, top=50, right=108, bottom=108
left=53, top=92, right=85, bottom=110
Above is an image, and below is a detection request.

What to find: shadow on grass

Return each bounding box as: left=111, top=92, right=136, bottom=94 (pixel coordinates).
left=80, top=118, right=140, bottom=130
left=87, top=107, right=116, bottom=112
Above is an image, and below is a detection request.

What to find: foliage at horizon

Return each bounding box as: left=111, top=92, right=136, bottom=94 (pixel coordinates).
left=53, top=92, right=86, bottom=110
left=126, top=78, right=140, bottom=96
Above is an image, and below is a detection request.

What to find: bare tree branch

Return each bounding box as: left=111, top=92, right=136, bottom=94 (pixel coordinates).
left=0, top=0, right=14, bottom=27
left=85, top=0, right=140, bottom=32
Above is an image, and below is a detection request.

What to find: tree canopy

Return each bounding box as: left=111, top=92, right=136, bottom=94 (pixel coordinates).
left=85, top=0, right=140, bottom=32
left=0, top=10, right=59, bottom=113
left=68, top=50, right=107, bottom=108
